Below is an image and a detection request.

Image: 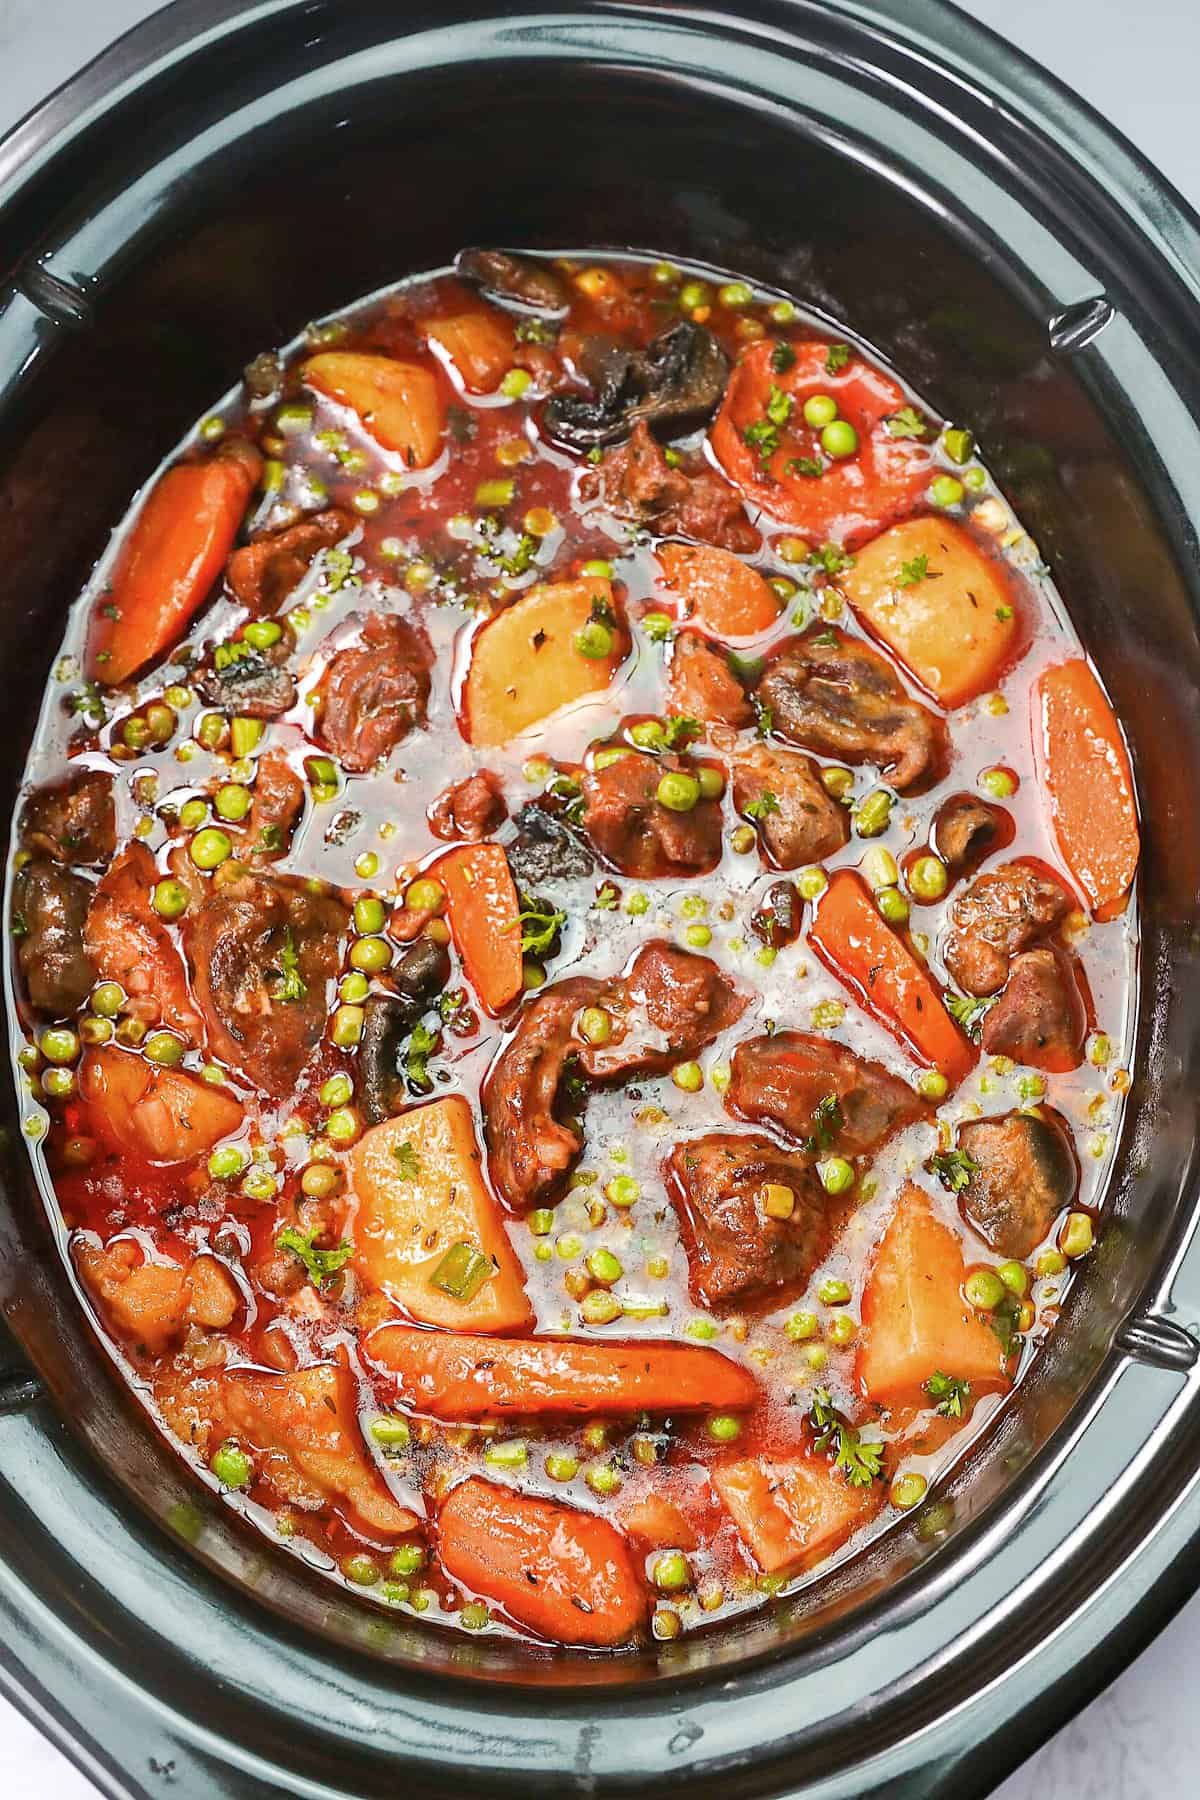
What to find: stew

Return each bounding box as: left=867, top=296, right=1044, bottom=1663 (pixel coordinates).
left=6, top=250, right=1138, bottom=1649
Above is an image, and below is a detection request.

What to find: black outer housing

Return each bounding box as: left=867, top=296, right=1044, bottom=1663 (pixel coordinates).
left=1, top=2, right=1200, bottom=1796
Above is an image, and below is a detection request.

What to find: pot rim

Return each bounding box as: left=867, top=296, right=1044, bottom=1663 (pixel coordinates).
left=1, top=4, right=1200, bottom=1799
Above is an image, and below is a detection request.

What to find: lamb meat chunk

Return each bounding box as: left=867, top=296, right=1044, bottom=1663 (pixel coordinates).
left=484, top=944, right=745, bottom=1209
left=241, top=749, right=305, bottom=863
left=932, top=792, right=1013, bottom=876
left=666, top=1133, right=834, bottom=1310
left=757, top=627, right=944, bottom=792
left=225, top=509, right=355, bottom=614
left=544, top=321, right=728, bottom=450
left=483, top=978, right=601, bottom=1210
left=84, top=842, right=202, bottom=1040
left=184, top=872, right=347, bottom=1096
left=667, top=630, right=753, bottom=729
left=317, top=613, right=431, bottom=773
left=360, top=940, right=453, bottom=1124
left=732, top=742, right=849, bottom=869
left=506, top=801, right=595, bottom=886
left=579, top=420, right=759, bottom=553
left=20, top=768, right=115, bottom=867
left=428, top=769, right=507, bottom=843
left=581, top=750, right=723, bottom=878
left=195, top=634, right=297, bottom=719
left=956, top=1109, right=1077, bottom=1260
left=979, top=947, right=1087, bottom=1072
left=944, top=860, right=1073, bottom=997
left=578, top=942, right=747, bottom=1083
left=12, top=859, right=94, bottom=1016
left=455, top=248, right=569, bottom=315
left=727, top=1032, right=927, bottom=1156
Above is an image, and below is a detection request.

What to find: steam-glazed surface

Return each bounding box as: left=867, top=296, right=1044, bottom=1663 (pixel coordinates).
left=6, top=251, right=1138, bottom=1649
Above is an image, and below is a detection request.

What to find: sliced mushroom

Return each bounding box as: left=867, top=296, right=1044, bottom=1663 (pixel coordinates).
left=360, top=939, right=451, bottom=1124
left=455, top=248, right=569, bottom=315
left=543, top=321, right=730, bottom=451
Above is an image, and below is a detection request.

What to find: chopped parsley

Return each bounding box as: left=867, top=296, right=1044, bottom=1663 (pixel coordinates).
left=897, top=554, right=932, bottom=587
left=996, top=604, right=1014, bottom=622
left=811, top=1092, right=844, bottom=1152
left=743, top=384, right=794, bottom=463
left=928, top=1147, right=980, bottom=1194
left=593, top=883, right=620, bottom=912
left=270, top=928, right=307, bottom=1003
left=925, top=1370, right=971, bottom=1418
left=825, top=344, right=852, bottom=375
left=515, top=317, right=558, bottom=345
left=770, top=342, right=797, bottom=375
left=10, top=912, right=27, bottom=940
left=809, top=1387, right=885, bottom=1487
left=661, top=714, right=702, bottom=749
left=404, top=1020, right=439, bottom=1094
left=744, top=790, right=781, bottom=821
left=498, top=532, right=539, bottom=578
left=884, top=406, right=929, bottom=439
left=68, top=682, right=108, bottom=725
left=391, top=1141, right=422, bottom=1181
left=946, top=991, right=996, bottom=1038
left=276, top=1224, right=354, bottom=1289
left=812, top=542, right=854, bottom=576
left=254, top=824, right=285, bottom=854
left=517, top=894, right=567, bottom=956
left=214, top=639, right=253, bottom=672
left=786, top=457, right=825, bottom=478
left=753, top=696, right=774, bottom=738
left=320, top=547, right=358, bottom=593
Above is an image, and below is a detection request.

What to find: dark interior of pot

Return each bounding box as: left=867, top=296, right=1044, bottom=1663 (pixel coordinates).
left=1, top=12, right=1198, bottom=1698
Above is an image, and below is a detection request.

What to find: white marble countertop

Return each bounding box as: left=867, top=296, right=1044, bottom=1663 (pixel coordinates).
left=0, top=2, right=1197, bottom=1796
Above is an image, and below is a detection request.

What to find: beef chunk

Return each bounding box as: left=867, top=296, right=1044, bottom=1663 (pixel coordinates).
left=20, top=768, right=115, bottom=867
left=980, top=947, right=1086, bottom=1072
left=579, top=420, right=759, bottom=553
left=360, top=940, right=453, bottom=1123
left=184, top=872, right=347, bottom=1096
left=665, top=1134, right=833, bottom=1310
left=956, top=1109, right=1077, bottom=1259
left=484, top=943, right=746, bottom=1209
left=727, top=1032, right=927, bottom=1155
left=428, top=770, right=507, bottom=843
left=456, top=248, right=569, bottom=314
left=195, top=635, right=297, bottom=719
left=241, top=750, right=305, bottom=862
left=932, top=792, right=1013, bottom=876
left=317, top=613, right=431, bottom=773
left=757, top=627, right=944, bottom=791
left=544, top=321, right=728, bottom=450
left=667, top=630, right=753, bottom=729
left=732, top=742, right=849, bottom=869
left=225, top=509, right=355, bottom=614
left=506, top=801, right=595, bottom=886
left=944, top=860, right=1073, bottom=996
left=12, top=859, right=94, bottom=1016
left=581, top=750, right=723, bottom=878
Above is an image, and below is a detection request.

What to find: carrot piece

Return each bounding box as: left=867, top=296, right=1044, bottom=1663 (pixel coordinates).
left=438, top=1476, right=645, bottom=1647
left=656, top=542, right=781, bottom=638
left=809, top=869, right=976, bottom=1088
left=220, top=1363, right=418, bottom=1536
left=79, top=1046, right=243, bottom=1165
left=1034, top=658, right=1139, bottom=920
left=462, top=576, right=623, bottom=747
left=857, top=1182, right=1012, bottom=1407
left=436, top=841, right=523, bottom=1015
left=425, top=311, right=514, bottom=393
left=302, top=352, right=444, bottom=467
left=368, top=1326, right=759, bottom=1418
left=348, top=1099, right=532, bottom=1333
left=83, top=842, right=203, bottom=1041
left=86, top=441, right=261, bottom=684
left=713, top=1453, right=883, bottom=1575
left=842, top=516, right=1022, bottom=707
left=619, top=1492, right=698, bottom=1551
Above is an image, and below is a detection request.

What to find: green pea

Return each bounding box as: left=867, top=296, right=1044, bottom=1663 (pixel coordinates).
left=369, top=1415, right=411, bottom=1449
left=818, top=1159, right=855, bottom=1196
left=78, top=1017, right=111, bottom=1048
left=389, top=1543, right=426, bottom=1577
left=586, top=1247, right=624, bottom=1286
left=630, top=720, right=666, bottom=750
left=820, top=419, right=859, bottom=459
left=195, top=714, right=226, bottom=752
left=343, top=1553, right=380, bottom=1587
left=683, top=923, right=712, bottom=949
left=585, top=1462, right=622, bottom=1496
left=821, top=765, right=855, bottom=801
left=544, top=1451, right=579, bottom=1482
left=876, top=886, right=910, bottom=925
left=942, top=426, right=974, bottom=465
left=803, top=394, right=839, bottom=429
left=671, top=1061, right=704, bottom=1093
left=353, top=896, right=386, bottom=936
left=332, top=1004, right=365, bottom=1048
left=190, top=827, right=232, bottom=869
left=325, top=1106, right=361, bottom=1146
left=211, top=1440, right=252, bottom=1489
left=827, top=1314, right=857, bottom=1347
left=39, top=1027, right=80, bottom=1066
left=500, top=368, right=531, bottom=399
left=685, top=1317, right=718, bottom=1342
left=1060, top=1211, right=1094, bottom=1258
left=980, top=766, right=1017, bottom=800
left=459, top=1600, right=490, bottom=1631
left=475, top=477, right=515, bottom=509
left=652, top=1549, right=692, bottom=1592
left=144, top=702, right=176, bottom=743
left=891, top=1471, right=928, bottom=1511
left=578, top=1006, right=612, bottom=1046
left=241, top=1166, right=278, bottom=1201
left=769, top=299, right=798, bottom=324
left=319, top=1072, right=354, bottom=1108
left=144, top=1031, right=185, bottom=1068
left=963, top=466, right=988, bottom=491
left=275, top=402, right=314, bottom=435
left=917, top=1069, right=949, bottom=1101
left=785, top=1311, right=819, bottom=1342
left=796, top=865, right=828, bottom=902
left=214, top=783, right=252, bottom=822
left=930, top=474, right=965, bottom=508
left=998, top=1260, right=1028, bottom=1297
left=350, top=935, right=392, bottom=974
left=354, top=851, right=380, bottom=880
left=580, top=558, right=614, bottom=579
left=179, top=797, right=209, bottom=831
left=405, top=878, right=445, bottom=915
left=854, top=789, right=893, bottom=837
left=679, top=280, right=711, bottom=311
left=208, top=1144, right=249, bottom=1181
left=697, top=766, right=725, bottom=801
left=718, top=281, right=753, bottom=309
left=657, top=771, right=700, bottom=812
left=707, top=1413, right=742, bottom=1442
left=243, top=620, right=283, bottom=651
left=122, top=716, right=151, bottom=750
left=90, top=982, right=125, bottom=1018
left=730, top=824, right=757, bottom=855
left=199, top=416, right=226, bottom=442
left=605, top=1175, right=640, bottom=1209
left=339, top=973, right=369, bottom=1004
left=574, top=619, right=615, bottom=661
left=484, top=1438, right=528, bottom=1470
left=907, top=855, right=948, bottom=902
left=818, top=1275, right=852, bottom=1305
left=41, top=1067, right=76, bottom=1099
left=593, top=745, right=634, bottom=771
left=964, top=1269, right=1006, bottom=1311
left=301, top=1163, right=342, bottom=1200
left=530, top=1208, right=555, bottom=1237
